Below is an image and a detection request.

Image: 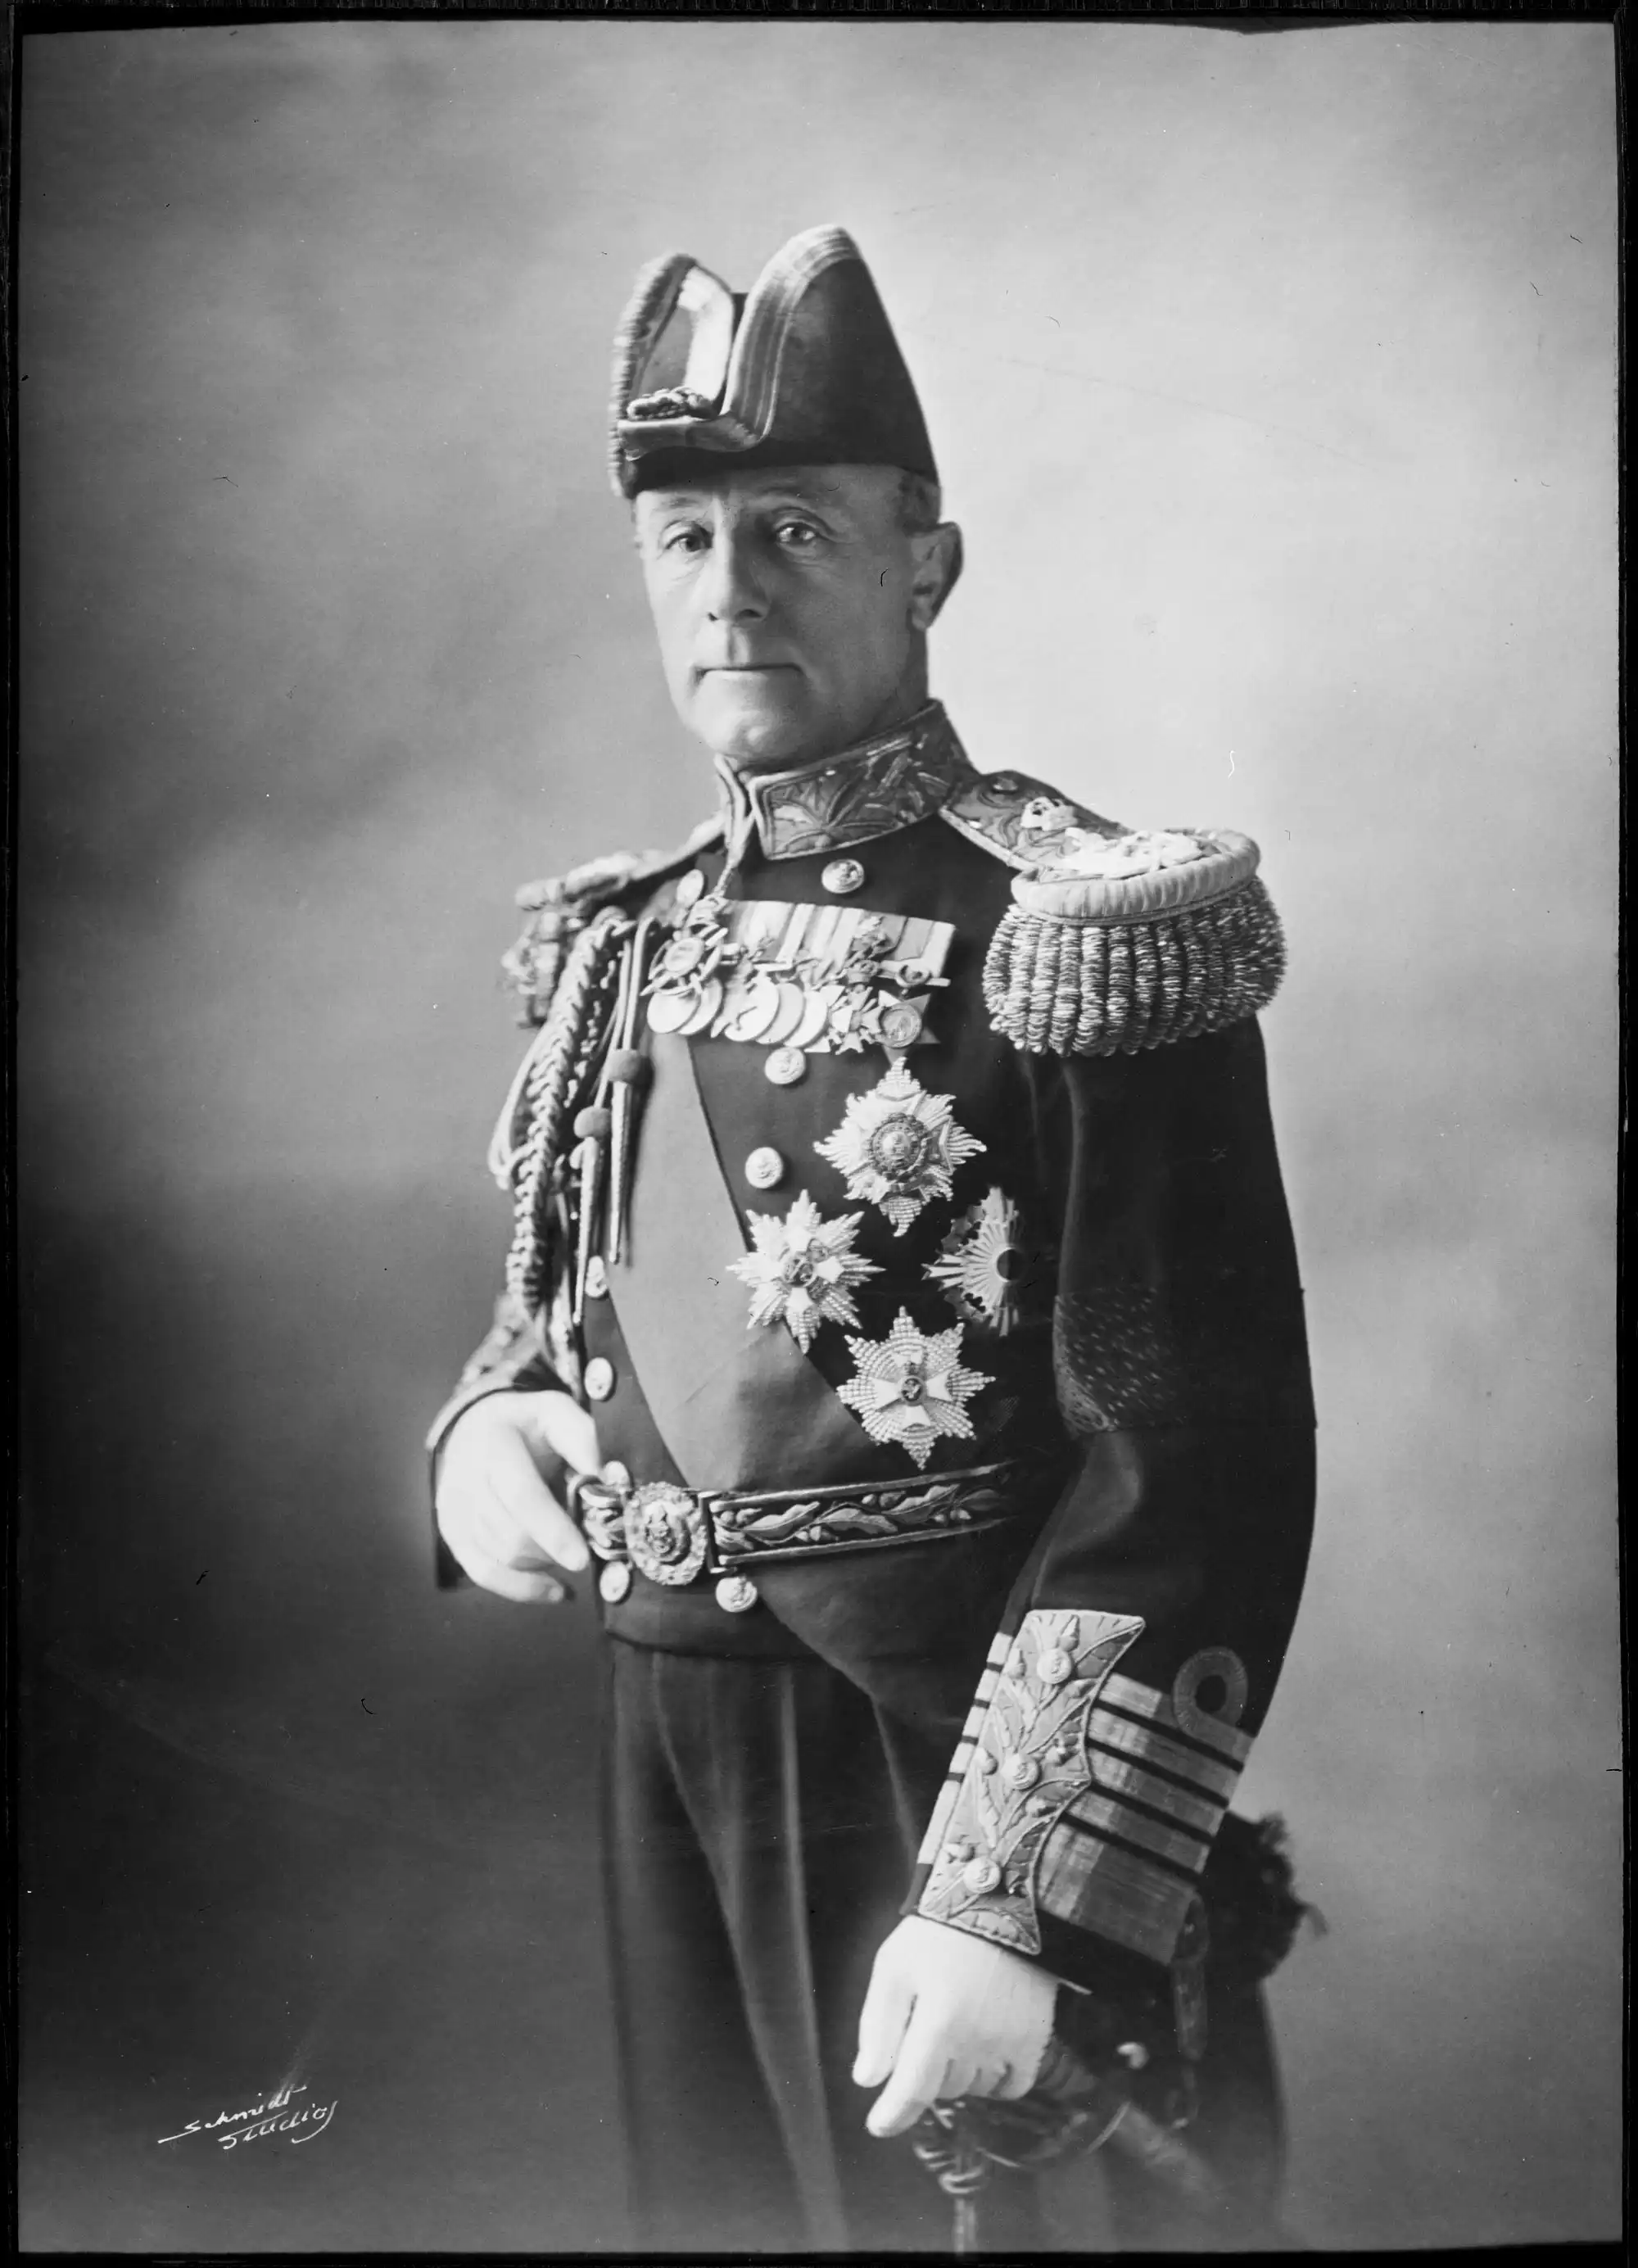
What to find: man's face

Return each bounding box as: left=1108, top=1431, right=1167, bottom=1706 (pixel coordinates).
left=633, top=464, right=950, bottom=770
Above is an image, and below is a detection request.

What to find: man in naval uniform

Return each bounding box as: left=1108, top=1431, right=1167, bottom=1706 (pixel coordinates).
left=428, top=225, right=1315, bottom=2254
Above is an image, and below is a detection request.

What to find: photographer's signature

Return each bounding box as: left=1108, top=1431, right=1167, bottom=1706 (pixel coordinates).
left=158, top=2080, right=336, bottom=2151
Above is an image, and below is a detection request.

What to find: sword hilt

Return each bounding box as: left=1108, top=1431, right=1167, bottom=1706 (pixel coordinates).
left=909, top=2026, right=1228, bottom=2254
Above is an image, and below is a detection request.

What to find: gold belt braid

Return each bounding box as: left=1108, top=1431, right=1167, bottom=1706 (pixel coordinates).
left=574, top=1460, right=1029, bottom=1590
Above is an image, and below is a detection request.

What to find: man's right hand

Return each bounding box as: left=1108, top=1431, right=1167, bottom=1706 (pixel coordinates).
left=435, top=1389, right=600, bottom=1604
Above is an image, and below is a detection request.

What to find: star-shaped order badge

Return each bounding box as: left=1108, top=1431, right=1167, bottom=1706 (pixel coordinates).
left=728, top=1193, right=880, bottom=1353
left=813, top=1060, right=985, bottom=1235
left=925, top=1187, right=1041, bottom=1335
left=835, top=1311, right=993, bottom=1469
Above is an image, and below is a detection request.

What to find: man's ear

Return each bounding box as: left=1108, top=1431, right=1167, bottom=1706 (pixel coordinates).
left=908, top=522, right=963, bottom=632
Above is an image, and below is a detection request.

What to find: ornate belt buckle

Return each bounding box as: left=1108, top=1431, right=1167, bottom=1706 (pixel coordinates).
left=625, top=1483, right=709, bottom=1587
left=575, top=1482, right=628, bottom=1563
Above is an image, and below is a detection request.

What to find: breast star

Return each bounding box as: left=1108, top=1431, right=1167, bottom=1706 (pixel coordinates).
left=925, top=1187, right=1041, bottom=1334
left=813, top=1061, right=985, bottom=1235
left=835, top=1311, right=993, bottom=1468
left=727, top=1192, right=880, bottom=1352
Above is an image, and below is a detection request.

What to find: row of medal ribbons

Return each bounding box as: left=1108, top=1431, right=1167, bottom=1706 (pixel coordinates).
left=645, top=898, right=957, bottom=1055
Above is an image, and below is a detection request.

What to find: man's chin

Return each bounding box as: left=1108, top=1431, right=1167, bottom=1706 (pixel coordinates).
left=687, top=680, right=822, bottom=771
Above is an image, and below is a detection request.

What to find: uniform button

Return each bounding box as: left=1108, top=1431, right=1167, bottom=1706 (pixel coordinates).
left=764, top=1046, right=806, bottom=1088
left=674, top=868, right=705, bottom=908
left=599, top=1562, right=632, bottom=1604
left=1002, top=1753, right=1041, bottom=1791
left=821, top=857, right=866, bottom=895
left=601, top=1459, right=631, bottom=1487
left=962, top=1856, right=1002, bottom=1895
left=744, top=1146, right=785, bottom=1190
left=585, top=1255, right=609, bottom=1300
left=1036, top=1646, right=1073, bottom=1686
left=715, top=1573, right=759, bottom=1614
left=584, top=1356, right=616, bottom=1401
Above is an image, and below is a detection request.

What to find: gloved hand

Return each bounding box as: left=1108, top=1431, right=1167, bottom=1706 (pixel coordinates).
left=853, top=1913, right=1058, bottom=2137
left=435, top=1389, right=599, bottom=1603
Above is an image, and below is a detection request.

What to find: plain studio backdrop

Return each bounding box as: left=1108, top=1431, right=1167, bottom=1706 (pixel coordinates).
left=17, top=17, right=1618, bottom=2254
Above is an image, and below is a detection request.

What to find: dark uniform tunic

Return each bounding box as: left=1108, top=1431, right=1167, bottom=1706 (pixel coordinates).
left=431, top=703, right=1315, bottom=2252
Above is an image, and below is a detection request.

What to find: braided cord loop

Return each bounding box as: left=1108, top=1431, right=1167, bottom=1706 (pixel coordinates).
left=502, top=906, right=634, bottom=1318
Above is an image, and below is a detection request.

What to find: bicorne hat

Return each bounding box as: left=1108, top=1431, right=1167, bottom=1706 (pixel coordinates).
left=608, top=224, right=937, bottom=499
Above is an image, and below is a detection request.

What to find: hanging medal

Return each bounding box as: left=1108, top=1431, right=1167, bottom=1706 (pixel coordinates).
left=644, top=896, right=952, bottom=1058
left=645, top=893, right=732, bottom=1034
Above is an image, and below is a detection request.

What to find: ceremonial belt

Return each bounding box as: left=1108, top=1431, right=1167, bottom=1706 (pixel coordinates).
left=575, top=1459, right=1029, bottom=1591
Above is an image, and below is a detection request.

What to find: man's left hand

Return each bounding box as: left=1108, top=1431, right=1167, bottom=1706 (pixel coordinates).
left=853, top=1914, right=1058, bottom=2138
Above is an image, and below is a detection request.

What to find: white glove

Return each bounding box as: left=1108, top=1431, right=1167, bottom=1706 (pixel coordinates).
left=853, top=1913, right=1058, bottom=2138
left=435, top=1389, right=600, bottom=1604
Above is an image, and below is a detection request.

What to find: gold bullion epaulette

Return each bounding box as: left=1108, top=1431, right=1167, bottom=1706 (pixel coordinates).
left=940, top=770, right=1285, bottom=1056
left=500, top=814, right=724, bottom=1026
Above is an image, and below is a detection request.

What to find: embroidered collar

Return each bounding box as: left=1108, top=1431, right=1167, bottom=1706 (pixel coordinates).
left=714, top=701, right=975, bottom=864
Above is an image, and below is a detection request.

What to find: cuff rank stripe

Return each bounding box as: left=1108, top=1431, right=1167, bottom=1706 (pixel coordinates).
left=1059, top=1791, right=1212, bottom=1877
left=907, top=1741, right=971, bottom=1868
left=1081, top=1745, right=1226, bottom=1840
left=1098, top=1669, right=1252, bottom=1764
left=1029, top=1674, right=1247, bottom=1965
left=913, top=1668, right=1007, bottom=1865
left=1084, top=1704, right=1242, bottom=1806
left=1034, top=1822, right=1201, bottom=1967
left=921, top=1636, right=1012, bottom=1790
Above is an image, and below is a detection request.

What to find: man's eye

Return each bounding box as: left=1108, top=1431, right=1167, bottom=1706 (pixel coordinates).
left=773, top=520, right=821, bottom=549
left=659, top=526, right=708, bottom=555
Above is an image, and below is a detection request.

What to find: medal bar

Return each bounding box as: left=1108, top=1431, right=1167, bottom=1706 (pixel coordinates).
left=645, top=899, right=954, bottom=1056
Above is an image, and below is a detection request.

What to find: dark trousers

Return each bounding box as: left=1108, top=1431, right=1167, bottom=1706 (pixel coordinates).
left=603, top=1636, right=1284, bottom=2255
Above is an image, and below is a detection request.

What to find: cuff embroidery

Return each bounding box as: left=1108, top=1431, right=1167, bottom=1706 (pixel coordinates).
left=916, top=1609, right=1144, bottom=1955
left=916, top=1623, right=1257, bottom=1970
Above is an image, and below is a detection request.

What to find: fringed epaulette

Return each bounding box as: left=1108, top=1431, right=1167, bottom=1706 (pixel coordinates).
left=985, top=826, right=1285, bottom=1056
left=940, top=770, right=1285, bottom=1055
left=500, top=813, right=723, bottom=1027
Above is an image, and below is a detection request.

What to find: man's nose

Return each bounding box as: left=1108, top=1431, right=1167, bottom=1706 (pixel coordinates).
left=702, top=528, right=768, bottom=622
